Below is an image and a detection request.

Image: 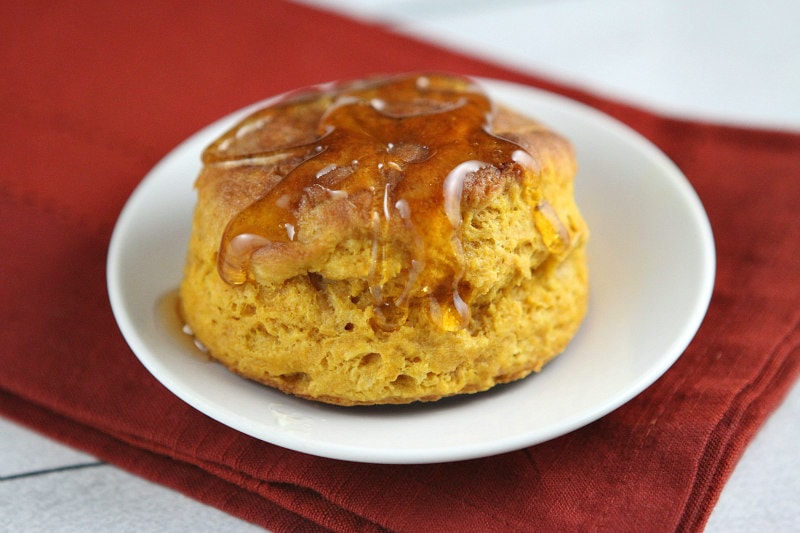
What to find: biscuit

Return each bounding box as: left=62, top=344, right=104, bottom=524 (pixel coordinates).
left=179, top=73, right=589, bottom=405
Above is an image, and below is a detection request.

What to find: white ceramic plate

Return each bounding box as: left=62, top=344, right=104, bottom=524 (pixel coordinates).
left=107, top=78, right=715, bottom=464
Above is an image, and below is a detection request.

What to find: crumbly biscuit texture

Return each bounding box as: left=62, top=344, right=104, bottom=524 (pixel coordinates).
left=179, top=73, right=589, bottom=405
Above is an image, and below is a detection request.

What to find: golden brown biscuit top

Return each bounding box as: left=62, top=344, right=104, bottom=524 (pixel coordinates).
left=201, top=73, right=568, bottom=331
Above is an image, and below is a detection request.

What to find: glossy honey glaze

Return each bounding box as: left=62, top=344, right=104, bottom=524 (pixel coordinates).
left=203, top=73, right=547, bottom=332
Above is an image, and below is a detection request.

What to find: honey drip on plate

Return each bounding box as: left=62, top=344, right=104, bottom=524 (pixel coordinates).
left=156, top=290, right=211, bottom=360
left=206, top=73, right=550, bottom=332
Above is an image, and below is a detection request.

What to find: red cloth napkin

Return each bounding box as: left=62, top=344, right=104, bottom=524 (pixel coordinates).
left=2, top=2, right=799, bottom=532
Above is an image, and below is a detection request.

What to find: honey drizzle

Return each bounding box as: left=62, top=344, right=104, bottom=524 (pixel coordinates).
left=206, top=73, right=549, bottom=332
